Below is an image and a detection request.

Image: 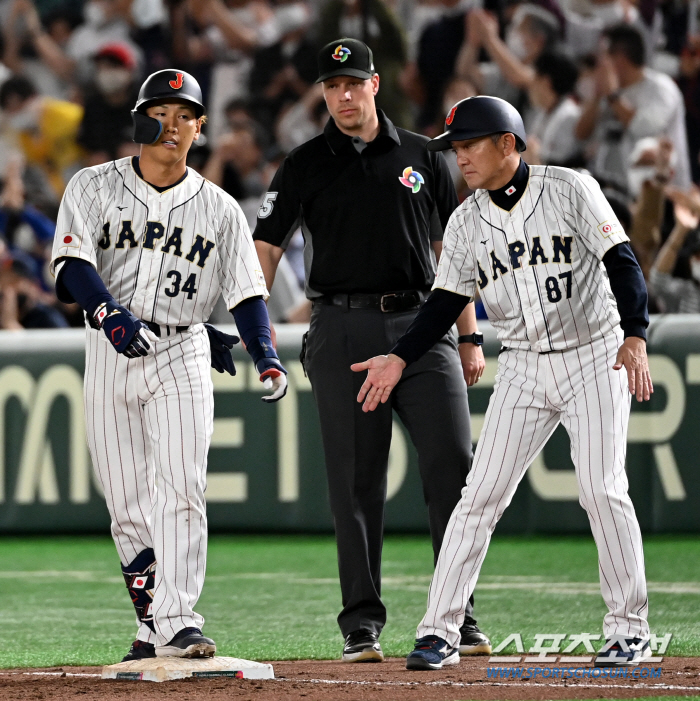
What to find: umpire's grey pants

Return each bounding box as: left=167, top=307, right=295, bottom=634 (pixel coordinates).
left=304, top=302, right=474, bottom=637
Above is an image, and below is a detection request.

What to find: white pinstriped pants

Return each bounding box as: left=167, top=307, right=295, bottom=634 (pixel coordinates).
left=84, top=325, right=213, bottom=646
left=417, top=331, right=649, bottom=647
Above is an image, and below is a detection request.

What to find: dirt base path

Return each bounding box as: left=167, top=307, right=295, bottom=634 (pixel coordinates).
left=1, top=657, right=699, bottom=700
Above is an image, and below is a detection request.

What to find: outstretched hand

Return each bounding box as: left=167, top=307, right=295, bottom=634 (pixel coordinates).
left=350, top=354, right=406, bottom=412
left=613, top=337, right=653, bottom=402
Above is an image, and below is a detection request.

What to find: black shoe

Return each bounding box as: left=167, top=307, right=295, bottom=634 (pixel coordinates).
left=342, top=629, right=384, bottom=662
left=121, top=639, right=156, bottom=662
left=459, top=623, right=492, bottom=656
left=155, top=627, right=216, bottom=658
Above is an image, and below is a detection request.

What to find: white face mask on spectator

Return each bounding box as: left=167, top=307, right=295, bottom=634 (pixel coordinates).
left=576, top=75, right=596, bottom=102
left=8, top=107, right=39, bottom=132
left=84, top=1, right=108, bottom=27
left=505, top=28, right=528, bottom=60
left=627, top=166, right=656, bottom=198
left=691, top=258, right=700, bottom=283
left=96, top=67, right=132, bottom=95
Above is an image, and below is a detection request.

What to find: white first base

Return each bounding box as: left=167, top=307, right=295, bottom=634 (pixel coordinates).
left=102, top=656, right=274, bottom=682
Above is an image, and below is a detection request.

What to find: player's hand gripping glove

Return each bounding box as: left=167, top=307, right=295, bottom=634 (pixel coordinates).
left=204, top=323, right=240, bottom=375
left=92, top=301, right=157, bottom=358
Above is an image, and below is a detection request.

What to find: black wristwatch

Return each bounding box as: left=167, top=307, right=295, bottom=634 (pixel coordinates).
left=458, top=333, right=484, bottom=346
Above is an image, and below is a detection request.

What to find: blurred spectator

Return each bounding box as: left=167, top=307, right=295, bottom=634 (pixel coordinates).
left=202, top=122, right=268, bottom=200
left=3, top=0, right=83, bottom=100
left=0, top=75, right=84, bottom=199
left=248, top=2, right=316, bottom=135
left=414, top=0, right=469, bottom=130
left=0, top=156, right=55, bottom=286
left=77, top=42, right=139, bottom=165
left=0, top=254, right=68, bottom=328
left=3, top=0, right=142, bottom=90
left=525, top=51, right=582, bottom=166
left=679, top=33, right=700, bottom=183
left=319, top=0, right=411, bottom=128
left=649, top=190, right=700, bottom=312
left=557, top=0, right=659, bottom=60
left=576, top=24, right=691, bottom=194
left=456, top=4, right=561, bottom=111
left=275, top=83, right=327, bottom=153
left=0, top=33, right=12, bottom=86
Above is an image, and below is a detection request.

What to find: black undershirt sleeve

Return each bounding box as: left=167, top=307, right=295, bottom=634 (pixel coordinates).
left=390, top=288, right=471, bottom=366
left=602, top=242, right=649, bottom=341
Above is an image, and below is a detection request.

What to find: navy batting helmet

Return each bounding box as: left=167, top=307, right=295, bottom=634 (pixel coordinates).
left=131, top=69, right=205, bottom=145
left=427, top=96, right=527, bottom=152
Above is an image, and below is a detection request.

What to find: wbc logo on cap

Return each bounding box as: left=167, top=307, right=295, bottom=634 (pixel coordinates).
left=332, top=45, right=351, bottom=62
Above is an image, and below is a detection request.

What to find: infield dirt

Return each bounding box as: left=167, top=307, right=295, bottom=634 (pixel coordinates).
left=1, top=657, right=699, bottom=700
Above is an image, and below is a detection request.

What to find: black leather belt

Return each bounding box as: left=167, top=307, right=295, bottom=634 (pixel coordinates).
left=145, top=321, right=189, bottom=338
left=315, top=290, right=425, bottom=313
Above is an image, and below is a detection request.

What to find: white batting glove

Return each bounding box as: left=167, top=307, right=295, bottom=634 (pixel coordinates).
left=257, top=358, right=288, bottom=403
left=141, top=327, right=158, bottom=357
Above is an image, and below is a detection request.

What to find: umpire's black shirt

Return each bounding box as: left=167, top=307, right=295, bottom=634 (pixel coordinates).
left=253, top=110, right=459, bottom=295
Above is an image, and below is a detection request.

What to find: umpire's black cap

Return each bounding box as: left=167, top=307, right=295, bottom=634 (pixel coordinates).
left=427, top=96, right=527, bottom=152
left=134, top=69, right=205, bottom=118
left=315, top=38, right=376, bottom=83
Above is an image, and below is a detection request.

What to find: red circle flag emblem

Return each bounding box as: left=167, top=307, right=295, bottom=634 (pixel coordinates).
left=169, top=72, right=184, bottom=89
left=63, top=235, right=73, bottom=244
left=446, top=104, right=458, bottom=126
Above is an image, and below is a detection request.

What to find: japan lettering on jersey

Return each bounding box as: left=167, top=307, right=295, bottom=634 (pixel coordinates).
left=434, top=165, right=629, bottom=352
left=50, top=158, right=267, bottom=325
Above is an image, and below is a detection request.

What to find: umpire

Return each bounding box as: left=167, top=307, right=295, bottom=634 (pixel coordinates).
left=253, top=38, right=491, bottom=662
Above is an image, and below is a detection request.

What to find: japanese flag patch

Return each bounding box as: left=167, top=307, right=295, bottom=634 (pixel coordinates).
left=598, top=220, right=623, bottom=238
left=131, top=575, right=148, bottom=589
left=61, top=233, right=80, bottom=248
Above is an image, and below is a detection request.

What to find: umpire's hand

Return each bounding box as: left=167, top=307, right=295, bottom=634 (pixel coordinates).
left=351, top=354, right=406, bottom=412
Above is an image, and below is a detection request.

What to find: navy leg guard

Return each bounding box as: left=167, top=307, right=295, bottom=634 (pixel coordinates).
left=121, top=548, right=156, bottom=633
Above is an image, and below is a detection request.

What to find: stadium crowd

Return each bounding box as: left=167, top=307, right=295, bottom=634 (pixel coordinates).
left=0, top=0, right=699, bottom=327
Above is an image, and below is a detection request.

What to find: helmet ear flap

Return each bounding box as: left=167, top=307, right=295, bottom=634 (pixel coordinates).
left=131, top=111, right=163, bottom=144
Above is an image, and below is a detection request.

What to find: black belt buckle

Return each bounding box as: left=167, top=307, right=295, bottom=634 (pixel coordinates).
left=380, top=293, right=399, bottom=313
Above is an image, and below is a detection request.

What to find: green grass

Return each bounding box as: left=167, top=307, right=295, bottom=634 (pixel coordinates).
left=0, top=534, right=697, bottom=667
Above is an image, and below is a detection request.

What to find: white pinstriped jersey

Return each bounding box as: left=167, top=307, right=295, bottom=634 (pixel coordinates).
left=50, top=157, right=268, bottom=325
left=434, top=165, right=629, bottom=353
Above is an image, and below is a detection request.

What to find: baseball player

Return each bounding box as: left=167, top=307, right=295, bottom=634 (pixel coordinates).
left=352, top=96, right=653, bottom=670
left=50, top=69, right=287, bottom=661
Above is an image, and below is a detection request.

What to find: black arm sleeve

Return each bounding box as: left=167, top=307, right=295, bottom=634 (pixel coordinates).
left=602, top=242, right=649, bottom=341
left=390, top=289, right=471, bottom=366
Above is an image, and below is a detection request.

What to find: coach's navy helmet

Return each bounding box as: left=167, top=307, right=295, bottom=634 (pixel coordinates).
left=132, top=69, right=204, bottom=144
left=316, top=38, right=376, bottom=83
left=427, top=96, right=527, bottom=152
